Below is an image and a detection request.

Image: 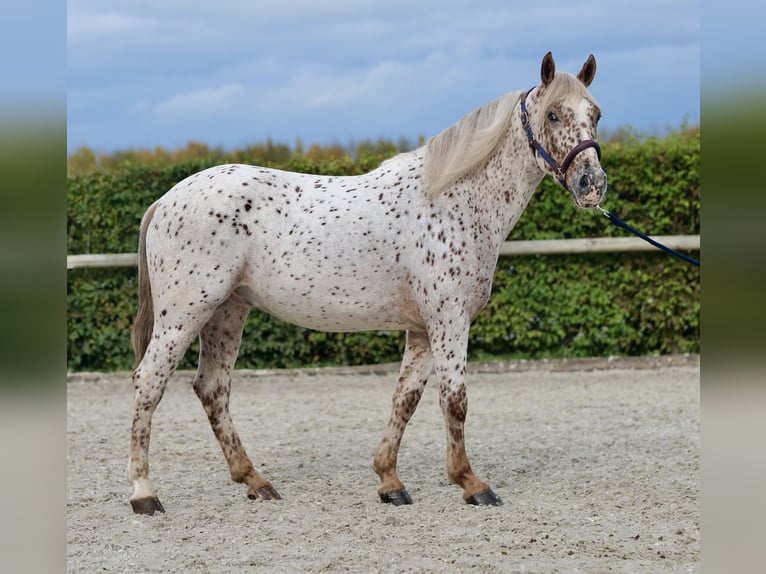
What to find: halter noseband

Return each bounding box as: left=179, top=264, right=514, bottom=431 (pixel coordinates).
left=519, top=87, right=601, bottom=191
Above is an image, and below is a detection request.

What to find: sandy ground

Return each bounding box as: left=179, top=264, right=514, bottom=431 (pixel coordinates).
left=67, top=356, right=699, bottom=573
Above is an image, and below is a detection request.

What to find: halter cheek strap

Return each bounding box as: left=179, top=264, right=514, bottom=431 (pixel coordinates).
left=519, top=87, right=601, bottom=191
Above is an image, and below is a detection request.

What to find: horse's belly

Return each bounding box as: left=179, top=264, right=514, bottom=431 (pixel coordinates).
left=234, top=281, right=419, bottom=333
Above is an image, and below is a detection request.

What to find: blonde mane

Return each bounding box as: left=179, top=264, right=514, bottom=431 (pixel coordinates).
left=421, top=90, right=522, bottom=199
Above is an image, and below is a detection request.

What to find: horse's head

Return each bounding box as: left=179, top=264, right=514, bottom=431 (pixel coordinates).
left=521, top=52, right=607, bottom=209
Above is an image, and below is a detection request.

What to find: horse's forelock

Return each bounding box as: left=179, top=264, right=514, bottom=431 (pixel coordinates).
left=538, top=73, right=598, bottom=114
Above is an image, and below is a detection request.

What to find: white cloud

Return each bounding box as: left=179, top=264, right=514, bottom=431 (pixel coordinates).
left=153, top=84, right=246, bottom=118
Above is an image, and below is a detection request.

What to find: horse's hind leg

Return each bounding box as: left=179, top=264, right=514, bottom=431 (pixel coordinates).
left=193, top=298, right=281, bottom=501
left=129, top=325, right=203, bottom=515
left=373, top=330, right=433, bottom=505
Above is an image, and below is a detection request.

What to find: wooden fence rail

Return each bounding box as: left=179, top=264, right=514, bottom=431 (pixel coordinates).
left=67, top=235, right=700, bottom=270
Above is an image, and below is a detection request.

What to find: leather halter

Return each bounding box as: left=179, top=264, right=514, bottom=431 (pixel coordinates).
left=519, top=87, right=601, bottom=191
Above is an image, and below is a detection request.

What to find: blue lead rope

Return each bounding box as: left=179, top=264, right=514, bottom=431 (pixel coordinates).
left=595, top=206, right=700, bottom=268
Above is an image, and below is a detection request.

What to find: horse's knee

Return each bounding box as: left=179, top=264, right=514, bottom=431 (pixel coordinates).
left=439, top=384, right=468, bottom=423
left=393, top=388, right=424, bottom=424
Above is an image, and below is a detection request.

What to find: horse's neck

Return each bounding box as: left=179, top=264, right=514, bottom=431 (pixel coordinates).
left=456, top=117, right=545, bottom=243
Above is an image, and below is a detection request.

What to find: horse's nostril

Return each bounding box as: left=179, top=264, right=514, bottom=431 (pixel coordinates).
left=579, top=174, right=591, bottom=189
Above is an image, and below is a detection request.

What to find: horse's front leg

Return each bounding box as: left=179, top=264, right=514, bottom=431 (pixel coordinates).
left=431, top=323, right=503, bottom=506
left=373, top=330, right=433, bottom=505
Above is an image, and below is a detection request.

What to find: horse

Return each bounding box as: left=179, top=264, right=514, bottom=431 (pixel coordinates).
left=128, top=52, right=607, bottom=514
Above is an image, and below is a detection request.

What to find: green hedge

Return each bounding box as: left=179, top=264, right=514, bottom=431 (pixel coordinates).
left=67, top=131, right=699, bottom=371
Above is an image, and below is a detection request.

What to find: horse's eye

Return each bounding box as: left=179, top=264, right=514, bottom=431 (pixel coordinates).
left=547, top=111, right=559, bottom=122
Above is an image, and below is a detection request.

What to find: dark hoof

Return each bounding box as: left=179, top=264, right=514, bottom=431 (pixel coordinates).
left=130, top=496, right=165, bottom=515
left=248, top=485, right=282, bottom=501
left=466, top=488, right=503, bottom=506
left=379, top=489, right=413, bottom=505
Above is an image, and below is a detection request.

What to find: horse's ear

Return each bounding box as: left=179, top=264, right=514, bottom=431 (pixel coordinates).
left=541, top=51, right=555, bottom=86
left=577, top=54, right=597, bottom=87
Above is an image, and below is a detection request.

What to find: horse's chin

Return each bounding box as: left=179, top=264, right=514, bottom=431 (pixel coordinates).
left=571, top=195, right=601, bottom=210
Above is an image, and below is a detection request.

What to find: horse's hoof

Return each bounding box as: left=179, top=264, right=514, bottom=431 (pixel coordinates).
left=130, top=496, right=165, bottom=515
left=248, top=485, right=282, bottom=501
left=379, top=489, right=413, bottom=505
left=466, top=488, right=503, bottom=506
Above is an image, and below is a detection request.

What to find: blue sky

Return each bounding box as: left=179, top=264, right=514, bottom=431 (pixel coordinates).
left=66, top=1, right=700, bottom=154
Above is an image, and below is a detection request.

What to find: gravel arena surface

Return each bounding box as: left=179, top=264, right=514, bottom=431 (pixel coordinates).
left=67, top=355, right=699, bottom=573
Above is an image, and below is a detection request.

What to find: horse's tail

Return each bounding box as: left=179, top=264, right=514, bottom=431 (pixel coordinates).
left=131, top=202, right=158, bottom=370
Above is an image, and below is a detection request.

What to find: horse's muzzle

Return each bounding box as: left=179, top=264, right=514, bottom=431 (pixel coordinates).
left=570, top=165, right=607, bottom=209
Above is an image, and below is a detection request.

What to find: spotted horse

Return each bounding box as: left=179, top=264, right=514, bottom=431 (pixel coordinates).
left=128, top=52, right=607, bottom=514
